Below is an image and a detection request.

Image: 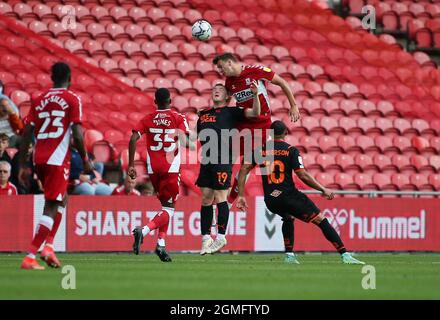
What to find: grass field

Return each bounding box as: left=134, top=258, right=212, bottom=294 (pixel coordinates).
left=1, top=253, right=439, bottom=299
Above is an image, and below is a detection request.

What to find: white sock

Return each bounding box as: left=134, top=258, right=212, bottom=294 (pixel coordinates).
left=157, top=238, right=165, bottom=247
left=286, top=252, right=295, bottom=256
left=216, top=233, right=226, bottom=240
left=27, top=253, right=36, bottom=259
left=142, top=226, right=150, bottom=237
left=202, top=234, right=211, bottom=241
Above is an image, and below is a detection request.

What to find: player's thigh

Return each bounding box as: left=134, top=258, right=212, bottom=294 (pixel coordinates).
left=213, top=189, right=229, bottom=203
left=158, top=173, right=180, bottom=203
left=200, top=187, right=215, bottom=205
left=285, top=192, right=321, bottom=223
left=37, top=164, right=69, bottom=202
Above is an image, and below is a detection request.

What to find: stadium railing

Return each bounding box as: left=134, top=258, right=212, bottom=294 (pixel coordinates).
left=302, top=190, right=440, bottom=198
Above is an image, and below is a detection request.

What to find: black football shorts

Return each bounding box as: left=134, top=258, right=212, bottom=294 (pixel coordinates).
left=195, top=164, right=233, bottom=190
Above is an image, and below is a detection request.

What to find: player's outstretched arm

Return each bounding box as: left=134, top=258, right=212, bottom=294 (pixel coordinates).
left=18, top=124, right=34, bottom=187
left=295, top=169, right=335, bottom=200
left=271, top=74, right=300, bottom=122
left=244, top=80, right=261, bottom=118
left=236, top=163, right=254, bottom=210
left=127, top=131, right=140, bottom=179
left=72, top=123, right=93, bottom=174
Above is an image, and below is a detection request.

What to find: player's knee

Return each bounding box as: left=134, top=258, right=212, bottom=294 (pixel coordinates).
left=201, top=197, right=214, bottom=206
left=311, top=213, right=324, bottom=225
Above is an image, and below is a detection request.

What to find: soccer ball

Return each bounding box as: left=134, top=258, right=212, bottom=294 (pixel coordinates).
left=192, top=19, right=212, bottom=41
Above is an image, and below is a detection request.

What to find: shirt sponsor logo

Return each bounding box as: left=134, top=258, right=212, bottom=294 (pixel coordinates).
left=200, top=114, right=216, bottom=123
left=234, top=89, right=253, bottom=103
left=270, top=190, right=282, bottom=197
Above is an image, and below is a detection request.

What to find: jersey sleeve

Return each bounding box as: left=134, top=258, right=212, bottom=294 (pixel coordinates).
left=289, top=147, right=305, bottom=172
left=69, top=93, right=83, bottom=124
left=251, top=66, right=275, bottom=82
left=133, top=118, right=145, bottom=136
left=177, top=113, right=190, bottom=135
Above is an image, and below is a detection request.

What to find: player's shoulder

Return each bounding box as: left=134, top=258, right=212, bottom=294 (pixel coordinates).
left=244, top=64, right=268, bottom=72
left=8, top=182, right=18, bottom=194
left=287, top=144, right=300, bottom=154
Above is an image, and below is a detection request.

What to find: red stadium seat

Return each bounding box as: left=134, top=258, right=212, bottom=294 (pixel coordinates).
left=391, top=173, right=412, bottom=191
left=354, top=173, right=374, bottom=189
left=373, top=173, right=393, bottom=190
left=92, top=141, right=114, bottom=163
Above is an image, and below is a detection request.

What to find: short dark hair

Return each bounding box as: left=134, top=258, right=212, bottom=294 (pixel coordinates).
left=51, top=62, right=71, bottom=84
left=270, top=120, right=287, bottom=136
left=0, top=133, right=9, bottom=141
left=155, top=88, right=171, bottom=107
left=212, top=53, right=237, bottom=65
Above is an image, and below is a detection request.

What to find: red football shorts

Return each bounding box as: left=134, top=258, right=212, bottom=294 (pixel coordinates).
left=149, top=172, right=180, bottom=203
left=35, top=164, right=69, bottom=202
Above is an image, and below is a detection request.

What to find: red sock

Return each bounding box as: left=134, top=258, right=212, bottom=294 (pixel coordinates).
left=147, top=209, right=171, bottom=231
left=28, top=216, right=54, bottom=255
left=45, top=208, right=64, bottom=246
left=158, top=221, right=169, bottom=240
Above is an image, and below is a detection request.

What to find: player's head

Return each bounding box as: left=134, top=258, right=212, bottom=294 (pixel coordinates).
left=51, top=62, right=71, bottom=88
left=213, top=53, right=241, bottom=77
left=212, top=83, right=231, bottom=105
left=0, top=133, right=9, bottom=152
left=124, top=175, right=137, bottom=193
left=155, top=88, right=171, bottom=109
left=0, top=98, right=10, bottom=118
left=0, top=160, right=11, bottom=185
left=270, top=120, right=288, bottom=139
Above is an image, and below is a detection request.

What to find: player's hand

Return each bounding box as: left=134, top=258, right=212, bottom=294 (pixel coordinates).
left=289, top=106, right=300, bottom=122
left=127, top=166, right=137, bottom=180
left=82, top=159, right=94, bottom=174
left=250, top=80, right=259, bottom=95
left=236, top=196, right=248, bottom=210
left=18, top=166, right=30, bottom=188
left=322, top=188, right=335, bottom=200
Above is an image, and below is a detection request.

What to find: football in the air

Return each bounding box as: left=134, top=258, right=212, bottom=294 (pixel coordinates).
left=192, top=19, right=212, bottom=41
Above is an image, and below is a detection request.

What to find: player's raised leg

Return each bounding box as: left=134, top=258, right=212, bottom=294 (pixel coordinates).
left=310, top=214, right=365, bottom=265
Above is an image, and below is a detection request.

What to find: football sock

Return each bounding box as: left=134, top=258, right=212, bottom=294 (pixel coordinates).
left=158, top=207, right=174, bottom=241
left=216, top=201, right=229, bottom=235
left=282, top=216, right=295, bottom=252
left=157, top=238, right=166, bottom=247
left=28, top=215, right=54, bottom=256
left=317, top=218, right=347, bottom=254
left=45, top=207, right=64, bottom=246
left=200, top=205, right=213, bottom=235
left=147, top=207, right=173, bottom=232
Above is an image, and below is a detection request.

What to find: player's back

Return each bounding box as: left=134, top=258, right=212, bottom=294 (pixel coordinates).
left=29, top=87, right=82, bottom=166
left=137, top=108, right=189, bottom=174
left=258, top=140, right=304, bottom=199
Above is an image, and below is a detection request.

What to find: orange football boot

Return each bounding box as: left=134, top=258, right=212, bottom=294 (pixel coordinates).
left=21, top=256, right=45, bottom=270
left=40, top=245, right=61, bottom=268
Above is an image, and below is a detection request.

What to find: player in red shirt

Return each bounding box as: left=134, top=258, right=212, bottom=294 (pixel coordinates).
left=129, top=88, right=190, bottom=262
left=111, top=176, right=141, bottom=196
left=212, top=53, right=301, bottom=205
left=19, top=62, right=92, bottom=270
left=0, top=161, right=17, bottom=195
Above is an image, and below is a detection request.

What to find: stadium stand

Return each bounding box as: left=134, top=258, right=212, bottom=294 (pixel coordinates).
left=0, top=0, right=439, bottom=194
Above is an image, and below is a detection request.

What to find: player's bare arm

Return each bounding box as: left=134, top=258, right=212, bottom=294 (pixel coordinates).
left=127, top=131, right=141, bottom=179
left=271, top=74, right=300, bottom=122
left=235, top=163, right=254, bottom=210
left=18, top=123, right=34, bottom=187
left=72, top=123, right=93, bottom=174
left=295, top=169, right=335, bottom=200
left=244, top=80, right=261, bottom=118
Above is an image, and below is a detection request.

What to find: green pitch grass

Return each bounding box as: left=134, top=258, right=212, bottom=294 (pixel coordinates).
left=1, top=253, right=439, bottom=299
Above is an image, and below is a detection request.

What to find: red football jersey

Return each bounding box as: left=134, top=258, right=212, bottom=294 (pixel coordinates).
left=27, top=88, right=82, bottom=166
left=111, top=185, right=141, bottom=196
left=225, top=65, right=275, bottom=129
left=133, top=109, right=189, bottom=174
left=0, top=182, right=18, bottom=195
